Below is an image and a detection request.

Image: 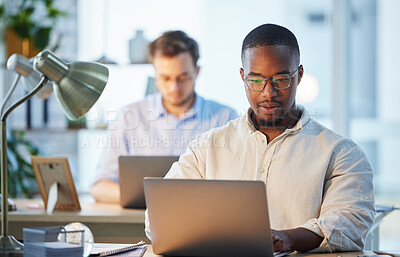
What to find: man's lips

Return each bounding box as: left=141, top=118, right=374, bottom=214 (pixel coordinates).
left=258, top=102, right=281, bottom=114
left=259, top=103, right=280, bottom=108
left=169, top=93, right=182, bottom=98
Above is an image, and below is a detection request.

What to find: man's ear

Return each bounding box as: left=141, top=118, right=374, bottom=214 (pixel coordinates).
left=297, top=65, right=304, bottom=84
left=195, top=66, right=201, bottom=77
left=240, top=68, right=245, bottom=80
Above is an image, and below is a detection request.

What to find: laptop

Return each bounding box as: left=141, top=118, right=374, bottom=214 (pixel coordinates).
left=144, top=178, right=288, bottom=257
left=118, top=156, right=179, bottom=209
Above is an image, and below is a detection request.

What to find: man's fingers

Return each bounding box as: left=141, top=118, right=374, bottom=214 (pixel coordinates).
left=273, top=238, right=284, bottom=252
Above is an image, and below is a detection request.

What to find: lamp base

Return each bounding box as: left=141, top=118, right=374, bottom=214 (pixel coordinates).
left=0, top=235, right=24, bottom=255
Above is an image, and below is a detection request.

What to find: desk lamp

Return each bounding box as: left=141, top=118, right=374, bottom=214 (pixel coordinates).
left=6, top=54, right=53, bottom=101
left=0, top=50, right=109, bottom=253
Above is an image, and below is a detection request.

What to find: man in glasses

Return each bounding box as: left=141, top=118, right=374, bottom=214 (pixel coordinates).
left=146, top=24, right=375, bottom=252
left=91, top=30, right=238, bottom=203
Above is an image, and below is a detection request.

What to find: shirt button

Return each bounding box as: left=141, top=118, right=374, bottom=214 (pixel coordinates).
left=259, top=169, right=265, bottom=173
left=261, top=140, right=265, bottom=143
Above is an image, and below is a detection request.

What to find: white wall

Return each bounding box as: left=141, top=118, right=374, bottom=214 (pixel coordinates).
left=77, top=0, right=292, bottom=116
left=377, top=0, right=400, bottom=121
left=76, top=0, right=400, bottom=192
left=199, top=0, right=287, bottom=115
left=375, top=0, right=400, bottom=193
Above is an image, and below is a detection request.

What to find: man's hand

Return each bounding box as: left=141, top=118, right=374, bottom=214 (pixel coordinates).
left=271, top=229, right=293, bottom=252
left=91, top=180, right=121, bottom=203
left=271, top=228, right=323, bottom=252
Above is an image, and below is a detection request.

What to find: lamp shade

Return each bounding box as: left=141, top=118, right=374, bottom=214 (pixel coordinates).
left=33, top=50, right=109, bottom=120
left=7, top=54, right=53, bottom=99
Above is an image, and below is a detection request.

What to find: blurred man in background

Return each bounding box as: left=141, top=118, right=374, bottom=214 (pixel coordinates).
left=91, top=30, right=238, bottom=203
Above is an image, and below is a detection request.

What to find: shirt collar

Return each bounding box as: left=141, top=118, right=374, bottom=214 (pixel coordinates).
left=245, top=104, right=310, bottom=134
left=154, top=93, right=168, bottom=118
left=191, top=93, right=201, bottom=117
left=245, top=108, right=257, bottom=133
left=288, top=105, right=309, bottom=132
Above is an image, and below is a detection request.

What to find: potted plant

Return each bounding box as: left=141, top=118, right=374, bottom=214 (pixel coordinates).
left=0, top=0, right=67, bottom=58
left=5, top=129, right=42, bottom=198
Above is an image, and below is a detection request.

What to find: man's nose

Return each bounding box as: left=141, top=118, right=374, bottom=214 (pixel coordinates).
left=260, top=79, right=278, bottom=97
left=168, top=79, right=180, bottom=91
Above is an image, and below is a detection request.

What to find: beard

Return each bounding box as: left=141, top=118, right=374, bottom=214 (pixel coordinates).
left=256, top=113, right=286, bottom=128
left=258, top=116, right=284, bottom=127
left=254, top=100, right=286, bottom=128
left=254, top=105, right=300, bottom=129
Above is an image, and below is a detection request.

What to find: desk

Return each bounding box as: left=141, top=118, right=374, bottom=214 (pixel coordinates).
left=7, top=199, right=148, bottom=244
left=6, top=200, right=394, bottom=249
left=143, top=246, right=399, bottom=257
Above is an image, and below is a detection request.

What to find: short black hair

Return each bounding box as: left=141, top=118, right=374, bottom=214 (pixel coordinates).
left=241, top=24, right=300, bottom=65
left=149, top=30, right=199, bottom=67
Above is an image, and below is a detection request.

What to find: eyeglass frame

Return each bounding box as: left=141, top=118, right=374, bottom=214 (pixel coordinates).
left=242, top=66, right=300, bottom=91
left=155, top=73, right=195, bottom=86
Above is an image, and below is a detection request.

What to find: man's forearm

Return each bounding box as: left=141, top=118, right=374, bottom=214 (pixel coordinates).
left=91, top=180, right=121, bottom=203
left=284, top=227, right=323, bottom=252
left=272, top=227, right=323, bottom=252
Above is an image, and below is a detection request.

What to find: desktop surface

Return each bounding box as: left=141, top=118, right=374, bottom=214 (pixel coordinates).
left=1, top=246, right=398, bottom=257
left=7, top=198, right=147, bottom=244
left=142, top=245, right=398, bottom=257
left=6, top=199, right=395, bottom=254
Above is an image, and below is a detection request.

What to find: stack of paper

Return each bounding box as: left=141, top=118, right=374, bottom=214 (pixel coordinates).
left=24, top=241, right=83, bottom=257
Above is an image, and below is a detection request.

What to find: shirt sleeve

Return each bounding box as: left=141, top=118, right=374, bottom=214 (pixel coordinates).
left=144, top=134, right=208, bottom=239
left=298, top=139, right=376, bottom=252
left=164, top=133, right=208, bottom=179
left=90, top=112, right=129, bottom=186
left=226, top=108, right=239, bottom=125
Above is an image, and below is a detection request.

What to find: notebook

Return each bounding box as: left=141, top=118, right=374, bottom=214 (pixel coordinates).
left=118, top=156, right=179, bottom=209
left=144, top=178, right=289, bottom=257
left=90, top=241, right=146, bottom=256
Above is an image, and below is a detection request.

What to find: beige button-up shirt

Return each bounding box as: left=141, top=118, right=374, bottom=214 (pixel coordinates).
left=145, top=106, right=375, bottom=252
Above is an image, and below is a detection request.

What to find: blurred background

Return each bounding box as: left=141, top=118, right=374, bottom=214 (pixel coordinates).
left=1, top=0, right=399, bottom=250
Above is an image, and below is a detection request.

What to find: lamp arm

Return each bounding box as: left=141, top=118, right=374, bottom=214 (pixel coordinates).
left=1, top=76, right=48, bottom=122
left=0, top=74, right=21, bottom=117
left=1, top=75, right=48, bottom=240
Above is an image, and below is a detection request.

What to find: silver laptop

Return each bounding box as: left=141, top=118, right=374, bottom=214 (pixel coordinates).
left=118, top=156, right=178, bottom=209
left=144, top=178, right=283, bottom=257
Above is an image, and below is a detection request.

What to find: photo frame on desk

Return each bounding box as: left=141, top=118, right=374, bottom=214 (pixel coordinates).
left=31, top=156, right=81, bottom=211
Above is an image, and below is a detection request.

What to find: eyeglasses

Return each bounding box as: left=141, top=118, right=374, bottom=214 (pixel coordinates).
left=243, top=68, right=299, bottom=91
left=156, top=74, right=194, bottom=86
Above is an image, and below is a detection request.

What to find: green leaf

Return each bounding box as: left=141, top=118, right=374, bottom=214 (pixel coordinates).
left=1, top=0, right=67, bottom=49
left=0, top=5, right=5, bottom=18
left=0, top=130, right=42, bottom=198
left=9, top=12, right=35, bottom=39
left=33, top=27, right=51, bottom=50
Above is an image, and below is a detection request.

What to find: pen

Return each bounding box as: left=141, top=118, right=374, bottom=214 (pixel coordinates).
left=373, top=251, right=400, bottom=257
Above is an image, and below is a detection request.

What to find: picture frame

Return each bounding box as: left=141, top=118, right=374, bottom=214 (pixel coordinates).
left=31, top=156, right=81, bottom=211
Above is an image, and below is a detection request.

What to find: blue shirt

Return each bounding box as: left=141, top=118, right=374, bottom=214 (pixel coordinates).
left=93, top=93, right=238, bottom=183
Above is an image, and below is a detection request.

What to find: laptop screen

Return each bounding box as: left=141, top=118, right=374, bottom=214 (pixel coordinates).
left=144, top=178, right=275, bottom=257
left=118, top=156, right=178, bottom=209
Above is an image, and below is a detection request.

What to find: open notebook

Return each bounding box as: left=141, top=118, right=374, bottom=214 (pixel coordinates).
left=90, top=241, right=146, bottom=257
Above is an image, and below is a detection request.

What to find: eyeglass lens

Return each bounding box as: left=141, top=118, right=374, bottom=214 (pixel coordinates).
left=246, top=74, right=292, bottom=91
